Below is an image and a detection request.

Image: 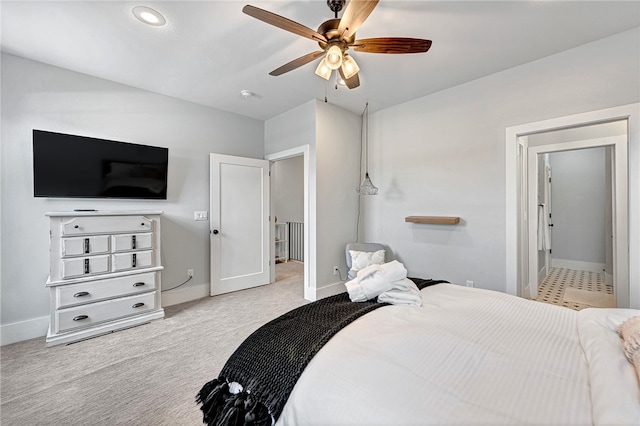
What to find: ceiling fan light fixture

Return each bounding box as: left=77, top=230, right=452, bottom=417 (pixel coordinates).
left=325, top=45, right=343, bottom=70
left=315, top=58, right=332, bottom=80
left=132, top=6, right=166, bottom=26
left=341, top=54, right=359, bottom=80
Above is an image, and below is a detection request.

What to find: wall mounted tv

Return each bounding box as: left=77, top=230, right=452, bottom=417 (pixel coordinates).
left=33, top=130, right=168, bottom=199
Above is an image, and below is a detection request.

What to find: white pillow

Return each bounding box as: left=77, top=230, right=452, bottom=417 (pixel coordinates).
left=349, top=249, right=385, bottom=272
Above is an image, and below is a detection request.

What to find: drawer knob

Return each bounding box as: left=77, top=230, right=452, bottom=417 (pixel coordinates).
left=132, top=302, right=145, bottom=308
left=132, top=282, right=146, bottom=287
left=74, top=225, right=79, bottom=229
left=73, top=291, right=90, bottom=298
left=73, top=315, right=89, bottom=321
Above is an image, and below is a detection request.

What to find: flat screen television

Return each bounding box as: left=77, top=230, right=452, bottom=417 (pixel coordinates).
left=33, top=130, right=168, bottom=199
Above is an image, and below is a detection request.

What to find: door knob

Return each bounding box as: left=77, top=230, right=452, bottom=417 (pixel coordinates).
left=212, top=229, right=219, bottom=235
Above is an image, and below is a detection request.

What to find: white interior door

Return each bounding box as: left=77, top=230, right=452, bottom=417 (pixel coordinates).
left=545, top=164, right=552, bottom=273
left=210, top=153, right=270, bottom=296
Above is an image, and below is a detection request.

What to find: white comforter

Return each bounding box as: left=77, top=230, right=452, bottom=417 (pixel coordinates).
left=277, top=284, right=640, bottom=425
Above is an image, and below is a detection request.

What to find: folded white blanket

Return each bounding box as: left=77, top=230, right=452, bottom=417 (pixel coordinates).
left=345, top=261, right=421, bottom=306
left=345, top=260, right=408, bottom=302
left=377, top=278, right=423, bottom=306
left=357, top=260, right=408, bottom=283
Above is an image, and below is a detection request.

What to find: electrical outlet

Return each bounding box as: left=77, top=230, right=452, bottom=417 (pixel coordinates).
left=187, top=269, right=194, bottom=279
left=466, top=280, right=474, bottom=287
left=333, top=266, right=339, bottom=276
left=194, top=211, right=208, bottom=221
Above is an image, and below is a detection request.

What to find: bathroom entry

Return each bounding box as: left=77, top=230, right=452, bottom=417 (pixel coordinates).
left=526, top=120, right=627, bottom=308
left=534, top=147, right=615, bottom=309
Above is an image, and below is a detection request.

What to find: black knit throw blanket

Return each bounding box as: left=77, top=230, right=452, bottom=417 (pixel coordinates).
left=196, top=278, right=446, bottom=426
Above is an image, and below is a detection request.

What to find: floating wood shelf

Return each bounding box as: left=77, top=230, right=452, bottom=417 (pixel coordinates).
left=405, top=216, right=460, bottom=225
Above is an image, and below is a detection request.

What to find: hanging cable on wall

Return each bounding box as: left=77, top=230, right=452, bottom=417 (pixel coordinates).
left=356, top=102, right=379, bottom=195
left=355, top=102, right=379, bottom=242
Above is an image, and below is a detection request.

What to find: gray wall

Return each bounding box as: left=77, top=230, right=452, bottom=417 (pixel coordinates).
left=549, top=147, right=606, bottom=265
left=1, top=53, right=264, bottom=341
left=361, top=28, right=639, bottom=291
left=273, top=156, right=304, bottom=224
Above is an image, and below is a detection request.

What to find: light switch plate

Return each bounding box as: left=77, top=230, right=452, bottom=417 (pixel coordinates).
left=194, top=211, right=208, bottom=221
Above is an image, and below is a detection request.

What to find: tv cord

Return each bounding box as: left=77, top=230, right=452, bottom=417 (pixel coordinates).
left=162, top=276, right=193, bottom=292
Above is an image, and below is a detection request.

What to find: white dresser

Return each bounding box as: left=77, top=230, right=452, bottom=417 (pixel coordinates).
left=45, top=211, right=165, bottom=346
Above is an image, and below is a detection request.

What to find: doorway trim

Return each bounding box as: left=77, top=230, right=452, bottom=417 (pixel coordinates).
left=266, top=145, right=313, bottom=300
left=526, top=136, right=627, bottom=306
left=505, top=103, right=639, bottom=308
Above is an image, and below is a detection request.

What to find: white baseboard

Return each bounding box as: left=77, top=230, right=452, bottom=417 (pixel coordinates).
left=551, top=259, right=605, bottom=273
left=605, top=272, right=613, bottom=286
left=162, top=283, right=209, bottom=307
left=315, top=281, right=346, bottom=300
left=538, top=265, right=548, bottom=284
left=1, top=315, right=49, bottom=346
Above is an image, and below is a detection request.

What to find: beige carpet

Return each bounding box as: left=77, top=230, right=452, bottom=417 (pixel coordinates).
left=563, top=287, right=616, bottom=308
left=0, top=262, right=305, bottom=425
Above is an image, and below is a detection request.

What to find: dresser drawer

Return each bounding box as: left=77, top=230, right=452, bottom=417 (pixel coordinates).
left=56, top=272, right=157, bottom=308
left=112, top=250, right=153, bottom=272
left=112, top=233, right=153, bottom=252
left=61, top=255, right=110, bottom=279
left=61, top=216, right=152, bottom=236
left=56, top=292, right=156, bottom=333
left=61, top=235, right=110, bottom=257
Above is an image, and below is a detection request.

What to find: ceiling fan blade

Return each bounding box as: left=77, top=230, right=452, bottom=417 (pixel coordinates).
left=337, top=0, right=379, bottom=41
left=243, top=5, right=327, bottom=43
left=338, top=67, right=360, bottom=89
left=352, top=37, right=432, bottom=54
left=269, top=51, right=325, bottom=76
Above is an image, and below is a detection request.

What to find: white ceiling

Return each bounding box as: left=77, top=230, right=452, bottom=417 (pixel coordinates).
left=2, top=1, right=639, bottom=121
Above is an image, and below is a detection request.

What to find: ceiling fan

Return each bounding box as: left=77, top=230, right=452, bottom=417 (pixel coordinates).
left=243, top=0, right=432, bottom=89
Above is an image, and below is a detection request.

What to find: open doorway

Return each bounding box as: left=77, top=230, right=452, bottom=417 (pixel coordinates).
left=272, top=155, right=304, bottom=292
left=505, top=103, right=639, bottom=310
left=532, top=144, right=616, bottom=310
left=525, top=122, right=627, bottom=309
left=266, top=145, right=311, bottom=299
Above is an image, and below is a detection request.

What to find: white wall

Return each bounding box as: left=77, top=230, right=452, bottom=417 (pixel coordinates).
left=265, top=100, right=317, bottom=300
left=273, top=156, right=304, bottom=224
left=1, top=53, right=264, bottom=343
left=549, top=147, right=606, bottom=268
left=265, top=100, right=360, bottom=299
left=315, top=101, right=360, bottom=296
left=362, top=28, right=639, bottom=292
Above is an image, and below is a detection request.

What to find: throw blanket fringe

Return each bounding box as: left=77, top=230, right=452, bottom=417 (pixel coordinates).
left=197, top=278, right=447, bottom=426
left=196, top=378, right=271, bottom=426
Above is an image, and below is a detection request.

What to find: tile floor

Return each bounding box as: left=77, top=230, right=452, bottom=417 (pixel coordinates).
left=535, top=267, right=613, bottom=310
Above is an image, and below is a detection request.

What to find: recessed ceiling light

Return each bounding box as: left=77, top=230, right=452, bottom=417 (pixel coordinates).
left=132, top=6, right=166, bottom=26
left=240, top=90, right=256, bottom=99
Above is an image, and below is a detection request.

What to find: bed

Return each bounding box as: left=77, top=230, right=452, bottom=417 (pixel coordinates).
left=197, top=281, right=640, bottom=426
